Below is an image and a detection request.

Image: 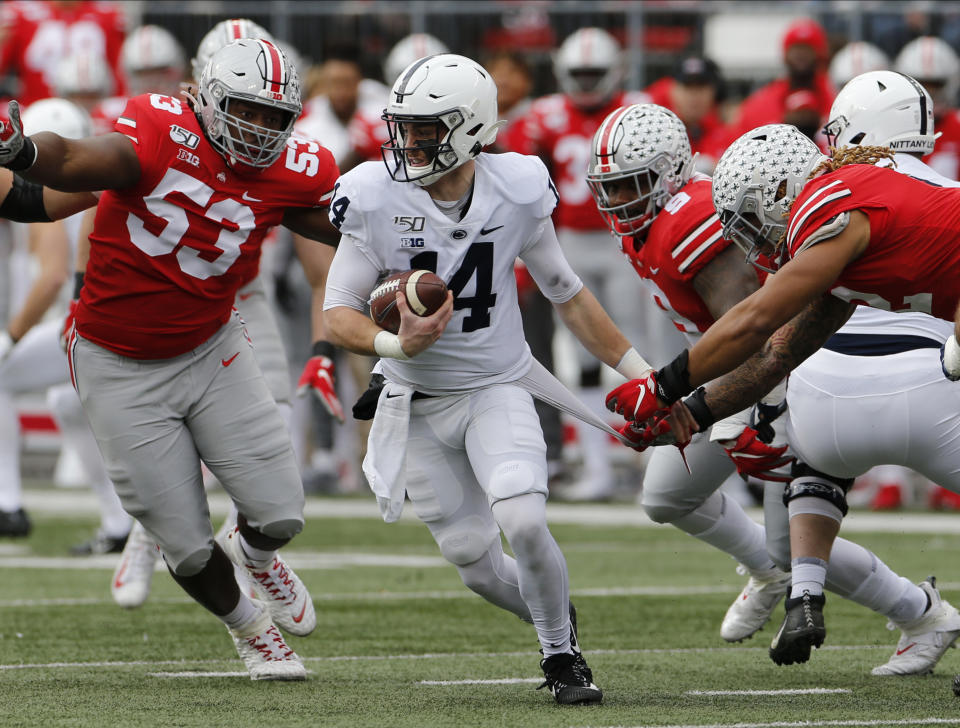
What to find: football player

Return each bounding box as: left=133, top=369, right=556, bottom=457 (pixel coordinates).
left=323, top=53, right=657, bottom=705
left=509, top=27, right=686, bottom=500
left=590, top=97, right=960, bottom=675
left=606, top=76, right=960, bottom=668
left=0, top=38, right=339, bottom=681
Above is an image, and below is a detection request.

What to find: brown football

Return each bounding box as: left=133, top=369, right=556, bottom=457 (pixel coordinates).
left=368, top=269, right=448, bottom=334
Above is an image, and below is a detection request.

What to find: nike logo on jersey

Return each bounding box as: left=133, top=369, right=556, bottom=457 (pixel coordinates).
left=480, top=225, right=504, bottom=236
left=385, top=392, right=404, bottom=399
left=896, top=642, right=918, bottom=656
left=221, top=353, right=240, bottom=367
left=242, top=191, right=262, bottom=202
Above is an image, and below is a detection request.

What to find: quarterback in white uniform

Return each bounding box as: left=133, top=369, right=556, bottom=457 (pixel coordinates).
left=324, top=54, right=655, bottom=706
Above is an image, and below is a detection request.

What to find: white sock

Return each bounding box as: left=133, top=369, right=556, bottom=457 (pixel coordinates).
left=221, top=594, right=260, bottom=631
left=791, top=557, right=827, bottom=598
left=238, top=534, right=275, bottom=568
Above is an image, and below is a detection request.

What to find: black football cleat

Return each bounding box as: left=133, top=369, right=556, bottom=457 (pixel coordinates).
left=538, top=651, right=603, bottom=705
left=0, top=508, right=31, bottom=537
left=70, top=530, right=128, bottom=556
left=769, top=590, right=826, bottom=666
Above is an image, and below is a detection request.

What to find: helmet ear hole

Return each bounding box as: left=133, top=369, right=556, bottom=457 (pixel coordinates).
left=775, top=180, right=788, bottom=201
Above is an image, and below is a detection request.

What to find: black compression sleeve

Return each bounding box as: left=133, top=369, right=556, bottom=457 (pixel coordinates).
left=0, top=173, right=50, bottom=222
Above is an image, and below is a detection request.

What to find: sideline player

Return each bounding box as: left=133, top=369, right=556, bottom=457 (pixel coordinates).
left=324, top=54, right=656, bottom=705
left=0, top=38, right=338, bottom=680
left=590, top=97, right=960, bottom=675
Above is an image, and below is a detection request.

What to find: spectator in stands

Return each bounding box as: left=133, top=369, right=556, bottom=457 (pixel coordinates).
left=0, top=1, right=126, bottom=106
left=731, top=18, right=835, bottom=138
left=645, top=54, right=730, bottom=172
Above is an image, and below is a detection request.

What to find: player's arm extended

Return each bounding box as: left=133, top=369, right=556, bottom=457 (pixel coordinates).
left=524, top=218, right=653, bottom=377
left=0, top=168, right=97, bottom=222
left=683, top=211, right=870, bottom=389
left=23, top=131, right=140, bottom=192
left=282, top=206, right=340, bottom=245
left=692, top=244, right=762, bottom=320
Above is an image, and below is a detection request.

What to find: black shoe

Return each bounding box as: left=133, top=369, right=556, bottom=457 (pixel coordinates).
left=538, top=652, right=603, bottom=705
left=0, top=508, right=31, bottom=537
left=70, top=531, right=128, bottom=556
left=769, top=591, right=826, bottom=666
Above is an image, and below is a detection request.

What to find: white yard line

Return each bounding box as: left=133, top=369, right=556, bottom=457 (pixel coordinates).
left=419, top=678, right=542, bottom=685
left=577, top=720, right=960, bottom=728
left=149, top=671, right=250, bottom=678
left=686, top=689, right=851, bottom=696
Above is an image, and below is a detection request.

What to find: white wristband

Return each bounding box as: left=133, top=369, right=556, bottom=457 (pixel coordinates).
left=374, top=330, right=410, bottom=360
left=944, top=335, right=960, bottom=377
left=615, top=347, right=653, bottom=379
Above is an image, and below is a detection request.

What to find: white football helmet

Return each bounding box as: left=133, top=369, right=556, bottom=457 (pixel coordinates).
left=554, top=27, right=624, bottom=109
left=53, top=50, right=112, bottom=99
left=383, top=33, right=449, bottom=86
left=193, top=38, right=300, bottom=168
left=587, top=104, right=695, bottom=238
left=122, top=25, right=185, bottom=75
left=824, top=70, right=936, bottom=154
left=828, top=42, right=890, bottom=88
left=894, top=36, right=960, bottom=108
left=382, top=53, right=504, bottom=187
left=712, top=124, right=826, bottom=271
left=191, top=18, right=274, bottom=81
left=21, top=98, right=92, bottom=139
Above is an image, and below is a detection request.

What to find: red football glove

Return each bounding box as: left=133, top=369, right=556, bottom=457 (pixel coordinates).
left=59, top=299, right=78, bottom=353
left=296, top=354, right=345, bottom=423
left=606, top=372, right=666, bottom=423
left=0, top=101, right=30, bottom=168
left=722, top=427, right=794, bottom=482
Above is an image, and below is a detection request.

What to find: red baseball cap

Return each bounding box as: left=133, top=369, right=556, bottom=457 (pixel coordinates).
left=782, top=18, right=828, bottom=60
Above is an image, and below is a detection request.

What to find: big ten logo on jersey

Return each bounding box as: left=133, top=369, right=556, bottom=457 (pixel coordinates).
left=285, top=136, right=323, bottom=177
left=177, top=149, right=200, bottom=167
left=400, top=237, right=425, bottom=248
left=169, top=125, right=200, bottom=149
left=664, top=191, right=691, bottom=216
left=393, top=216, right=425, bottom=233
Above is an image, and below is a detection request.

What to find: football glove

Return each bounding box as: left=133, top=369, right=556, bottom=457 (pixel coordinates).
left=606, top=372, right=667, bottom=423
left=720, top=427, right=793, bottom=482
left=0, top=101, right=35, bottom=170
left=296, top=350, right=344, bottom=423
left=941, top=335, right=960, bottom=381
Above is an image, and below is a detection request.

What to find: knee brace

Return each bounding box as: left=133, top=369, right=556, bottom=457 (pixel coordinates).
left=170, top=545, right=214, bottom=577
left=436, top=515, right=499, bottom=566
left=782, top=462, right=852, bottom=522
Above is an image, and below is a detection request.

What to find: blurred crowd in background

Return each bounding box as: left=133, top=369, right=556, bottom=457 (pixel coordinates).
left=2, top=0, right=958, bottom=521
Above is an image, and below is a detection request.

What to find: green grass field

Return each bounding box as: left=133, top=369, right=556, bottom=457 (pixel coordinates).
left=4, top=489, right=960, bottom=728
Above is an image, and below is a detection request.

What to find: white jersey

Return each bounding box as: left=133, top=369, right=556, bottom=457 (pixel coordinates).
left=833, top=153, right=958, bottom=340
left=327, top=152, right=577, bottom=393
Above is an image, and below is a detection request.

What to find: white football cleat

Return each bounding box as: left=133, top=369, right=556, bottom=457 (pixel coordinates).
left=872, top=577, right=960, bottom=676
left=721, top=565, right=792, bottom=642
left=229, top=601, right=306, bottom=681
left=219, top=526, right=316, bottom=637
left=111, top=520, right=159, bottom=609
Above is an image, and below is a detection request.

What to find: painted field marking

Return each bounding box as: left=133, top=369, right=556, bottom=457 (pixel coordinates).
left=419, top=678, right=541, bottom=685
left=149, top=671, right=249, bottom=678
left=577, top=719, right=960, bottom=728
left=686, top=688, right=851, bottom=696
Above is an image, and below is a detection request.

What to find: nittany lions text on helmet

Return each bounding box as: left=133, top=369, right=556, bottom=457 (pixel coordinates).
left=381, top=53, right=505, bottom=187
left=587, top=103, right=695, bottom=237
left=553, top=27, right=624, bottom=109
left=192, top=38, right=301, bottom=168
left=824, top=71, right=936, bottom=154
left=711, top=124, right=825, bottom=271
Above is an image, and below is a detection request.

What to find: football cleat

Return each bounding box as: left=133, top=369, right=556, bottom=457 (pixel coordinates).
left=111, top=521, right=159, bottom=609
left=538, top=652, right=603, bottom=705
left=872, top=577, right=960, bottom=676
left=70, top=529, right=127, bottom=556
left=769, top=591, right=826, bottom=666
left=219, top=526, right=316, bottom=636
left=229, top=601, right=306, bottom=681
left=721, top=565, right=793, bottom=642
left=0, top=507, right=31, bottom=537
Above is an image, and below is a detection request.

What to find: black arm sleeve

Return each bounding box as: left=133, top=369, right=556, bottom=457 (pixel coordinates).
left=0, top=173, right=51, bottom=223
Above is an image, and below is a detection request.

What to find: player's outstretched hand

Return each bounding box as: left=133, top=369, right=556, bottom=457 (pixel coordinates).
left=297, top=353, right=345, bottom=423
left=720, top=426, right=794, bottom=482
left=0, top=101, right=26, bottom=167
left=606, top=372, right=668, bottom=423
left=396, top=289, right=453, bottom=357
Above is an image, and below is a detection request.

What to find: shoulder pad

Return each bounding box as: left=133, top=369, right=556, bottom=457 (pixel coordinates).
left=480, top=152, right=554, bottom=211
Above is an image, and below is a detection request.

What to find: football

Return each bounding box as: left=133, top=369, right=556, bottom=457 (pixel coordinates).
left=368, top=269, right=448, bottom=334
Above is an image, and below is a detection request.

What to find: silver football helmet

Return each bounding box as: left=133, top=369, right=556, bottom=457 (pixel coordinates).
left=554, top=27, right=624, bottom=109
left=587, top=103, right=695, bottom=237
left=382, top=53, right=504, bottom=186
left=712, top=124, right=826, bottom=271
left=824, top=70, right=936, bottom=154
left=53, top=50, right=112, bottom=99
left=191, top=18, right=274, bottom=81
left=894, top=35, right=960, bottom=108
left=193, top=38, right=300, bottom=168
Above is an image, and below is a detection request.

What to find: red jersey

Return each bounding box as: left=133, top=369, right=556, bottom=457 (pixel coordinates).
left=0, top=1, right=126, bottom=106
left=785, top=164, right=960, bottom=320
left=508, top=90, right=649, bottom=230
left=644, top=78, right=732, bottom=167
left=621, top=176, right=759, bottom=337
left=732, top=74, right=834, bottom=138
left=924, top=110, right=960, bottom=181
left=348, top=106, right=387, bottom=162
left=89, top=94, right=127, bottom=135
left=76, top=93, right=339, bottom=359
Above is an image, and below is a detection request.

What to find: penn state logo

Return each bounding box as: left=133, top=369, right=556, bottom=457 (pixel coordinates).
left=451, top=229, right=468, bottom=240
